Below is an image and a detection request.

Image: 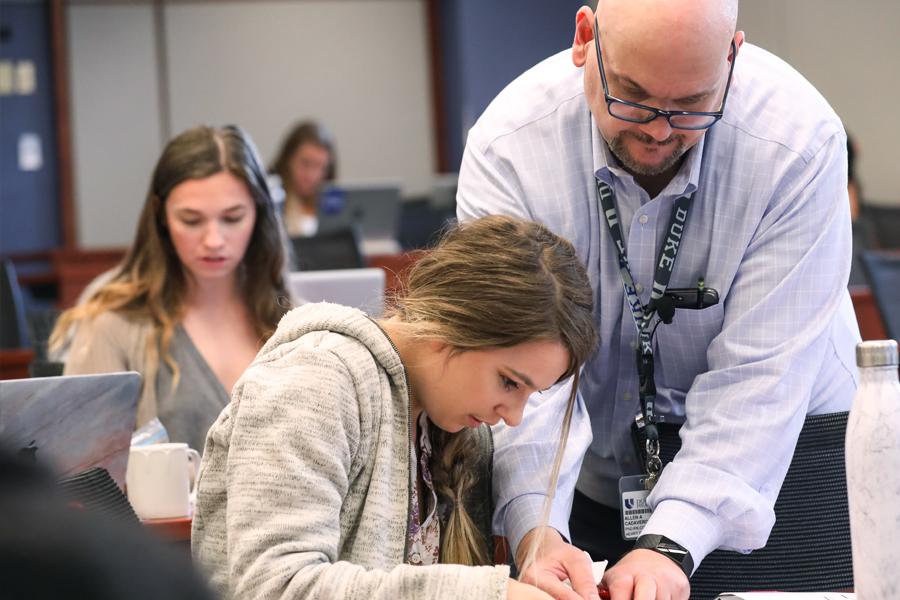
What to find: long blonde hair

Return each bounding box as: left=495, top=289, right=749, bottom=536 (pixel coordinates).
left=51, top=125, right=290, bottom=386
left=388, top=215, right=597, bottom=567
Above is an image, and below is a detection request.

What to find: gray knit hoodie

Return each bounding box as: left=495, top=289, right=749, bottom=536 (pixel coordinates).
left=192, top=303, right=510, bottom=599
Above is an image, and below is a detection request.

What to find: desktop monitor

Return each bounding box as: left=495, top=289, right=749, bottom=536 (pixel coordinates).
left=317, top=182, right=402, bottom=247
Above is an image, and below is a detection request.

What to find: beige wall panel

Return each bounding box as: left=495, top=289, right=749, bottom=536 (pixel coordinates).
left=736, top=0, right=787, bottom=60
left=68, top=4, right=162, bottom=247
left=164, top=0, right=435, bottom=197
left=783, top=0, right=899, bottom=205
left=738, top=0, right=899, bottom=204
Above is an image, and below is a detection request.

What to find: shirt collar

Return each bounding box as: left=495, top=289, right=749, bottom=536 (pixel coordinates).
left=591, top=114, right=706, bottom=199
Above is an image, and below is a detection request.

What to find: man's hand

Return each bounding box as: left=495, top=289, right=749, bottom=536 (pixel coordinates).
left=515, top=527, right=601, bottom=600
left=599, top=549, right=689, bottom=600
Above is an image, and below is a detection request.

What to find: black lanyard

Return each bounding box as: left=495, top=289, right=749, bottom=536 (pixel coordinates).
left=596, top=180, right=692, bottom=479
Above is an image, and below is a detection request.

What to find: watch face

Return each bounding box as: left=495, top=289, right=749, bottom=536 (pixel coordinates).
left=658, top=541, right=689, bottom=560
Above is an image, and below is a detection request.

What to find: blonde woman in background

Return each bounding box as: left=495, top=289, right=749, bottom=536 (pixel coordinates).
left=271, top=120, right=336, bottom=237
left=192, top=215, right=599, bottom=600
left=51, top=125, right=291, bottom=453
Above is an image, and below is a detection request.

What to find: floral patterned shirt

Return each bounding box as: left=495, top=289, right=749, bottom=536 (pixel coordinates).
left=408, top=413, right=450, bottom=565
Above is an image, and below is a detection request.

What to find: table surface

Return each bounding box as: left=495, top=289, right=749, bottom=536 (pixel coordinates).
left=142, top=516, right=192, bottom=541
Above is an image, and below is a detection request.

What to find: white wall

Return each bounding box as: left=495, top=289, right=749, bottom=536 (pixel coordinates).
left=66, top=0, right=900, bottom=248
left=68, top=0, right=435, bottom=248
left=165, top=1, right=435, bottom=197
left=68, top=4, right=162, bottom=248
left=737, top=0, right=900, bottom=206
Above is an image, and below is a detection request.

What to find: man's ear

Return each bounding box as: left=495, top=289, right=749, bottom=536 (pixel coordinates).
left=733, top=31, right=745, bottom=57
left=729, top=31, right=745, bottom=86
left=572, top=7, right=595, bottom=68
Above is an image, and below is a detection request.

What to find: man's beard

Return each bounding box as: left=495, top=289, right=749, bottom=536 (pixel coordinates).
left=607, top=130, right=688, bottom=176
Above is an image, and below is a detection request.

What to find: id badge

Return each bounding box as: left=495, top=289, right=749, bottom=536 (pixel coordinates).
left=619, top=475, right=653, bottom=540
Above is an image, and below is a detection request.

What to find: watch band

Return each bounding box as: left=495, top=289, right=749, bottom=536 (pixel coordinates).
left=633, top=534, right=694, bottom=577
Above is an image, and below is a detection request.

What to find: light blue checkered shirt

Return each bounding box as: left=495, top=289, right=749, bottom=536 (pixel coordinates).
left=457, top=43, right=860, bottom=570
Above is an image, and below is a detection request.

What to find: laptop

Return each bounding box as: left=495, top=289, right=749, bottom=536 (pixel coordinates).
left=0, top=372, right=141, bottom=489
left=290, top=228, right=365, bottom=271
left=288, top=268, right=386, bottom=318
left=317, top=182, right=402, bottom=254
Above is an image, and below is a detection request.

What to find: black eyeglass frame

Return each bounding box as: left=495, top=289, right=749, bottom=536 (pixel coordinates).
left=592, top=19, right=737, bottom=131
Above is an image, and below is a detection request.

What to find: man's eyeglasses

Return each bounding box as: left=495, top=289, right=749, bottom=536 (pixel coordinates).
left=593, top=19, right=737, bottom=131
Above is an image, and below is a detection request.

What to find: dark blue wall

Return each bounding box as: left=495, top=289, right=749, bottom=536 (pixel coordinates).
left=439, top=0, right=585, bottom=171
left=0, top=1, right=61, bottom=256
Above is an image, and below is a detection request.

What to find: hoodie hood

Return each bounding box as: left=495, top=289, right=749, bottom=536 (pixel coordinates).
left=257, top=302, right=408, bottom=393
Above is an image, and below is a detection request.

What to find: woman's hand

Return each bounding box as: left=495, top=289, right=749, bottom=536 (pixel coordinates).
left=508, top=578, right=555, bottom=600
left=516, top=527, right=600, bottom=600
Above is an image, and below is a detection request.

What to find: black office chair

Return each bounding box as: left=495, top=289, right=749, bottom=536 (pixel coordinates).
left=862, top=250, right=900, bottom=341
left=26, top=309, right=61, bottom=360
left=0, top=259, right=29, bottom=349
left=290, top=228, right=365, bottom=271
left=636, top=413, right=852, bottom=600
left=398, top=197, right=456, bottom=250
left=24, top=310, right=65, bottom=377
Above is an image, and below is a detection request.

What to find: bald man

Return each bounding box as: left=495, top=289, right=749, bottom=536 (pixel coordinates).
left=458, top=1, right=859, bottom=599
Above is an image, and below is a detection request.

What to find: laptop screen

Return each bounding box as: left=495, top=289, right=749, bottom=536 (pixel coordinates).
left=0, top=372, right=141, bottom=488
left=288, top=268, right=386, bottom=318
left=290, top=228, right=364, bottom=271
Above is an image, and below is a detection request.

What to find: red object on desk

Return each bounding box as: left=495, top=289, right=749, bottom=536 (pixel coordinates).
left=142, top=516, right=192, bottom=542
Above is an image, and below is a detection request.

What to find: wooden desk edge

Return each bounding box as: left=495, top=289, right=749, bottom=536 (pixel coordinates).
left=142, top=516, right=192, bottom=542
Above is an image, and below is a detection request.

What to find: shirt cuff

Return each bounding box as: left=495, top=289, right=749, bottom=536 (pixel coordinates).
left=641, top=498, right=726, bottom=575
left=502, top=492, right=573, bottom=559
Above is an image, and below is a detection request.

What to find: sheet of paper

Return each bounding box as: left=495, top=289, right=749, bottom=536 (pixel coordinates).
left=590, top=559, right=608, bottom=584
left=562, top=551, right=608, bottom=588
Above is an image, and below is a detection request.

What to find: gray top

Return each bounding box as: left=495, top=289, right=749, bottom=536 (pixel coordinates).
left=156, top=325, right=231, bottom=454
left=191, top=302, right=508, bottom=600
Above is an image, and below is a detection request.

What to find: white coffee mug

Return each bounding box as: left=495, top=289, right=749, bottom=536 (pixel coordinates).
left=126, top=443, right=200, bottom=520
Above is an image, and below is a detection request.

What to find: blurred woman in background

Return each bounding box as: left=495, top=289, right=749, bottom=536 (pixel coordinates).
left=51, top=125, right=291, bottom=453
left=272, top=120, right=336, bottom=237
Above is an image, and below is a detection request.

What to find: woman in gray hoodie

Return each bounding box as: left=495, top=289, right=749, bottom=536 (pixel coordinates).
left=192, top=215, right=598, bottom=600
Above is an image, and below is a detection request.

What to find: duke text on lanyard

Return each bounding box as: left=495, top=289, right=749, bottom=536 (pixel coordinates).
left=596, top=179, right=693, bottom=486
